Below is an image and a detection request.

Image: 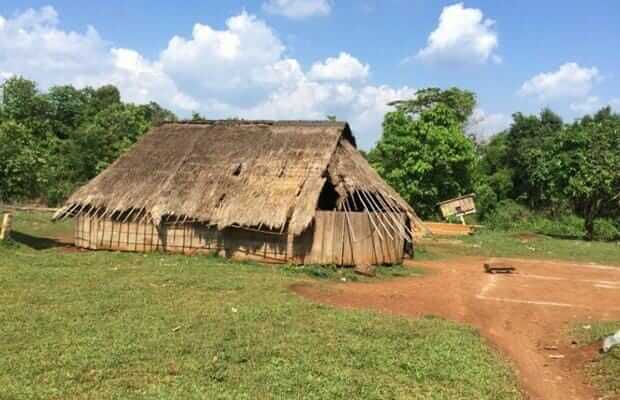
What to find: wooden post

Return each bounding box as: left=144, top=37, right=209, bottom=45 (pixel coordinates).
left=1, top=212, right=13, bottom=240
left=286, top=232, right=295, bottom=264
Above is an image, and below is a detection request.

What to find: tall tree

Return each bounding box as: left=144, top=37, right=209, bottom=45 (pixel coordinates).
left=553, top=107, right=620, bottom=240
left=505, top=109, right=563, bottom=208
left=369, top=88, right=477, bottom=217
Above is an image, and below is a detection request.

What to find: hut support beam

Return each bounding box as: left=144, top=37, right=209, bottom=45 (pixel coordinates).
left=287, top=231, right=296, bottom=264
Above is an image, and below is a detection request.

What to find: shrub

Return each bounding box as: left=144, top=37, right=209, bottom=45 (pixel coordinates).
left=593, top=219, right=620, bottom=241
left=474, top=183, right=497, bottom=220
left=536, top=214, right=585, bottom=239
left=483, top=200, right=532, bottom=230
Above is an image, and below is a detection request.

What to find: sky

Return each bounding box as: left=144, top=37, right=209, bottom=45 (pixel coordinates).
left=0, top=0, right=619, bottom=149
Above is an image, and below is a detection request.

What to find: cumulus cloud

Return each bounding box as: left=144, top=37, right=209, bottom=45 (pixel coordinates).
left=308, top=52, right=370, bottom=81
left=0, top=6, right=195, bottom=111
left=519, top=62, right=600, bottom=100
left=262, top=0, right=331, bottom=18
left=0, top=6, right=413, bottom=148
left=466, top=108, right=511, bottom=141
left=415, top=3, right=499, bottom=64
left=161, top=13, right=284, bottom=91
left=570, top=96, right=620, bottom=116
left=570, top=96, right=601, bottom=114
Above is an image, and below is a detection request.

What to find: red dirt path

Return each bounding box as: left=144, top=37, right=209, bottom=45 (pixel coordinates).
left=292, top=257, right=620, bottom=400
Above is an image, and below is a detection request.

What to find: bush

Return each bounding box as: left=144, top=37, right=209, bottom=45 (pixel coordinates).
left=593, top=219, right=620, bottom=241
left=483, top=200, right=595, bottom=240
left=536, top=214, right=585, bottom=239
left=483, top=200, right=532, bottom=230
left=474, top=183, right=497, bottom=220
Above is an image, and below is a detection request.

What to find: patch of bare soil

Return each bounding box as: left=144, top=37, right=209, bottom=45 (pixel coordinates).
left=291, top=257, right=620, bottom=400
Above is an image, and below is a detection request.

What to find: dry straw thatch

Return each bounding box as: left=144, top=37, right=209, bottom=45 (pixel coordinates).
left=55, top=120, right=420, bottom=239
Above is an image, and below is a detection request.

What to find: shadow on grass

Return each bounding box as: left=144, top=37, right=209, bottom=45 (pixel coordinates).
left=9, top=230, right=72, bottom=250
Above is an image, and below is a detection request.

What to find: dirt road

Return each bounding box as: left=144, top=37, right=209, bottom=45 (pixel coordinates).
left=292, top=257, right=620, bottom=400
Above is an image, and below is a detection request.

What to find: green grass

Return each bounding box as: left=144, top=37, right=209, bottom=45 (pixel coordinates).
left=416, top=229, right=620, bottom=266
left=0, top=213, right=522, bottom=399
left=571, top=322, right=620, bottom=398
left=281, top=263, right=425, bottom=282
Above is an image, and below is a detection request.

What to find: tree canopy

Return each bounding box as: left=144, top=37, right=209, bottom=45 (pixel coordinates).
left=369, top=88, right=477, bottom=218
left=0, top=76, right=176, bottom=205
left=1, top=76, right=618, bottom=241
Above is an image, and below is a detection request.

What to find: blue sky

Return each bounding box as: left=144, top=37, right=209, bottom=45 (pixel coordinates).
left=0, top=0, right=618, bottom=148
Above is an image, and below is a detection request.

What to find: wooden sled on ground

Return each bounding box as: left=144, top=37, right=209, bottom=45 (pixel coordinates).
left=484, top=262, right=515, bottom=274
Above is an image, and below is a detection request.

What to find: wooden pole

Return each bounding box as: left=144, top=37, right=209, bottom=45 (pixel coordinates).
left=1, top=212, right=13, bottom=241
left=287, top=231, right=295, bottom=264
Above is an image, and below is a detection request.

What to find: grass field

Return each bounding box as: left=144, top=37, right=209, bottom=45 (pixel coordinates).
left=571, top=322, right=620, bottom=399
left=416, top=229, right=620, bottom=266
left=0, top=213, right=522, bottom=400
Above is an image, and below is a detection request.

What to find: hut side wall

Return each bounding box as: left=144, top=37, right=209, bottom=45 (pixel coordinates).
left=292, top=211, right=405, bottom=266
left=74, top=211, right=405, bottom=265
left=74, top=215, right=288, bottom=262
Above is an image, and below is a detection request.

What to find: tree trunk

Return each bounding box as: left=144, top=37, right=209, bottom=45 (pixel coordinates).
left=584, top=215, right=594, bottom=241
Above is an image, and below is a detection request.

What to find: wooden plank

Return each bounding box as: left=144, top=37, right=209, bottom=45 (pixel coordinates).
left=1, top=212, right=13, bottom=240
left=322, top=212, right=334, bottom=265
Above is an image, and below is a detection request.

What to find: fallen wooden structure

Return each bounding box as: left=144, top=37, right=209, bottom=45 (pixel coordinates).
left=484, top=262, right=515, bottom=274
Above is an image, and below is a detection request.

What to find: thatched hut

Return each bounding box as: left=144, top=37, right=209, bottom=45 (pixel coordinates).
left=55, top=120, right=421, bottom=266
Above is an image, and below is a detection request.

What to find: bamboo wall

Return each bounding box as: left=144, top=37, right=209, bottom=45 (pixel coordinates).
left=293, top=211, right=404, bottom=265
left=74, top=216, right=288, bottom=262
left=74, top=211, right=405, bottom=265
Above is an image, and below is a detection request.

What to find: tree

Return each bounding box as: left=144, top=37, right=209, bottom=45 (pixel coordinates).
left=504, top=109, right=563, bottom=208
left=369, top=88, right=477, bottom=218
left=0, top=76, right=52, bottom=136
left=0, top=121, right=49, bottom=201
left=553, top=107, right=620, bottom=240
left=66, top=103, right=152, bottom=181
left=389, top=87, right=476, bottom=125
left=140, top=102, right=177, bottom=125
left=0, top=77, right=176, bottom=205
left=46, top=85, right=89, bottom=138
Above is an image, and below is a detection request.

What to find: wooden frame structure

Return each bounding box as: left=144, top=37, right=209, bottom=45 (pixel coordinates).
left=437, top=194, right=476, bottom=224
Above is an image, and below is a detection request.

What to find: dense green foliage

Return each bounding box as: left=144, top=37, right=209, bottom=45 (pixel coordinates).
left=1, top=77, right=618, bottom=240
left=477, top=108, right=620, bottom=240
left=370, top=87, right=620, bottom=240
left=0, top=212, right=522, bottom=400
left=0, top=77, right=176, bottom=205
left=369, top=88, right=478, bottom=217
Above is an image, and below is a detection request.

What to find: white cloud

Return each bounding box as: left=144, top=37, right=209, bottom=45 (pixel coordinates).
left=519, top=62, right=600, bottom=100
left=262, top=0, right=331, bottom=18
left=0, top=6, right=195, bottom=111
left=416, top=3, right=499, bottom=64
left=160, top=12, right=284, bottom=93
left=570, top=96, right=601, bottom=114
left=308, top=52, right=370, bottom=81
left=570, top=96, right=620, bottom=116
left=0, top=6, right=413, bottom=148
left=466, top=108, right=511, bottom=141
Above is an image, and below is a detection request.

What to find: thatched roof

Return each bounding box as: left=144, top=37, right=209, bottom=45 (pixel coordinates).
left=56, top=120, right=418, bottom=236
